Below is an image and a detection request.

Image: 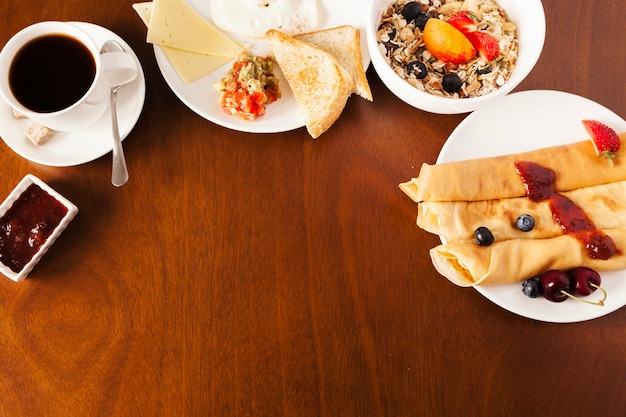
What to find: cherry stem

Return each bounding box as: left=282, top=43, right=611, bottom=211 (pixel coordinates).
left=560, top=283, right=607, bottom=306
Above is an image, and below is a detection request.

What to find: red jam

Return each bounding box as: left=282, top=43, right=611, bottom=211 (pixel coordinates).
left=515, top=161, right=618, bottom=260
left=0, top=184, right=68, bottom=272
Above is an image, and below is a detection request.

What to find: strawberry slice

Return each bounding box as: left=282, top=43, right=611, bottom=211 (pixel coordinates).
left=582, top=119, right=621, bottom=166
left=447, top=10, right=478, bottom=34
left=465, top=31, right=500, bottom=62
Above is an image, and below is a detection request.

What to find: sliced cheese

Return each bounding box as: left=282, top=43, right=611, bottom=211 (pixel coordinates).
left=146, top=0, right=243, bottom=57
left=132, top=2, right=152, bottom=25
left=155, top=46, right=233, bottom=84
left=133, top=2, right=233, bottom=84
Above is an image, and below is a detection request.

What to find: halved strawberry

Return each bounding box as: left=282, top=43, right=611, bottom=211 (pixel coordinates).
left=447, top=10, right=478, bottom=34
left=465, top=31, right=500, bottom=62
left=582, top=119, right=621, bottom=166
left=423, top=18, right=476, bottom=64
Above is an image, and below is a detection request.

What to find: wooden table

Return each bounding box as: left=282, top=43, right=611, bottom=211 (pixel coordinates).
left=1, top=1, right=625, bottom=416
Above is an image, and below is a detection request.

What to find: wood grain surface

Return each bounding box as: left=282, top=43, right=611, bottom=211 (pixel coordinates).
left=1, top=1, right=625, bottom=416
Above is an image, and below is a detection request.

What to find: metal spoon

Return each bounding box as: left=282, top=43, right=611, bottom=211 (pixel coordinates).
left=100, top=40, right=138, bottom=187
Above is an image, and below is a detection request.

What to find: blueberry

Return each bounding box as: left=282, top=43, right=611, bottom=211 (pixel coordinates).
left=414, top=12, right=432, bottom=30
left=406, top=61, right=427, bottom=79
left=400, top=3, right=432, bottom=30
left=442, top=73, right=463, bottom=93
left=516, top=214, right=535, bottom=232
left=477, top=66, right=492, bottom=75
left=522, top=278, right=541, bottom=298
left=401, top=2, right=422, bottom=22
left=474, top=226, right=494, bottom=246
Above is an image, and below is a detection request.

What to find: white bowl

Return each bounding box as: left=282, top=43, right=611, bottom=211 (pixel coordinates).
left=367, top=0, right=546, bottom=114
left=0, top=174, right=78, bottom=282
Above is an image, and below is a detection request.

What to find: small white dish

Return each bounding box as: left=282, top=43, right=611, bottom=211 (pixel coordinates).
left=0, top=174, right=78, bottom=282
left=0, top=22, right=146, bottom=167
left=438, top=90, right=626, bottom=322
left=154, top=0, right=370, bottom=134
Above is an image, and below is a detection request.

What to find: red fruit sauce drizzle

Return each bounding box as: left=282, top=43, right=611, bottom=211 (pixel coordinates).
left=515, top=161, right=619, bottom=260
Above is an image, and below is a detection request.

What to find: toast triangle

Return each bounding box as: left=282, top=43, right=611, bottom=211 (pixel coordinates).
left=266, top=29, right=354, bottom=138
left=295, top=25, right=372, bottom=101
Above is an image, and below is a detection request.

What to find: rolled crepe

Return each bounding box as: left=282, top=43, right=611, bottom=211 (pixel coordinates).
left=419, top=180, right=626, bottom=244
left=400, top=133, right=626, bottom=202
left=431, top=228, right=626, bottom=287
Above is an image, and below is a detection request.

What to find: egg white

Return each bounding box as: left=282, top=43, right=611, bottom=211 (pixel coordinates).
left=211, top=0, right=318, bottom=38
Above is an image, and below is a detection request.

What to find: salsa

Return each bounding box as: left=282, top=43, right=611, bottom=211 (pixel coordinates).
left=214, top=53, right=281, bottom=121
left=0, top=184, right=68, bottom=272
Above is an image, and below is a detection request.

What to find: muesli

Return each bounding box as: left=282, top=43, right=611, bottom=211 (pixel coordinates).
left=376, top=0, right=518, bottom=98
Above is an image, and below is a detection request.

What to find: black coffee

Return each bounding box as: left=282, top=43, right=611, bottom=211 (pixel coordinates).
left=9, top=34, right=96, bottom=113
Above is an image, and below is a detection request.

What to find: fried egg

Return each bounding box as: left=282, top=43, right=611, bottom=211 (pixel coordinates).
left=211, top=0, right=318, bottom=39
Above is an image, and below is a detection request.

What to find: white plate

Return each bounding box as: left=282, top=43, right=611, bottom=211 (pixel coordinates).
left=0, top=22, right=146, bottom=167
left=438, top=90, right=626, bottom=323
left=154, top=0, right=370, bottom=134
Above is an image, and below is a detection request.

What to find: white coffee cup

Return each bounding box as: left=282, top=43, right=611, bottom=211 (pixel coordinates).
left=0, top=21, right=109, bottom=131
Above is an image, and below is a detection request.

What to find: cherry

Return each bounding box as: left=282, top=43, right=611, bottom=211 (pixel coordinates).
left=538, top=268, right=607, bottom=306
left=569, top=267, right=601, bottom=296
left=540, top=270, right=572, bottom=302
left=566, top=267, right=607, bottom=306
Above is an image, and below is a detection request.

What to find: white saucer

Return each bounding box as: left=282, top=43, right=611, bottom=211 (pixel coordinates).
left=0, top=22, right=146, bottom=167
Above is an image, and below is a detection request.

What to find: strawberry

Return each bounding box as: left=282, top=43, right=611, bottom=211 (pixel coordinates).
left=582, top=119, right=621, bottom=166
left=423, top=18, right=476, bottom=64
left=446, top=10, right=478, bottom=34
left=465, top=31, right=500, bottom=62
